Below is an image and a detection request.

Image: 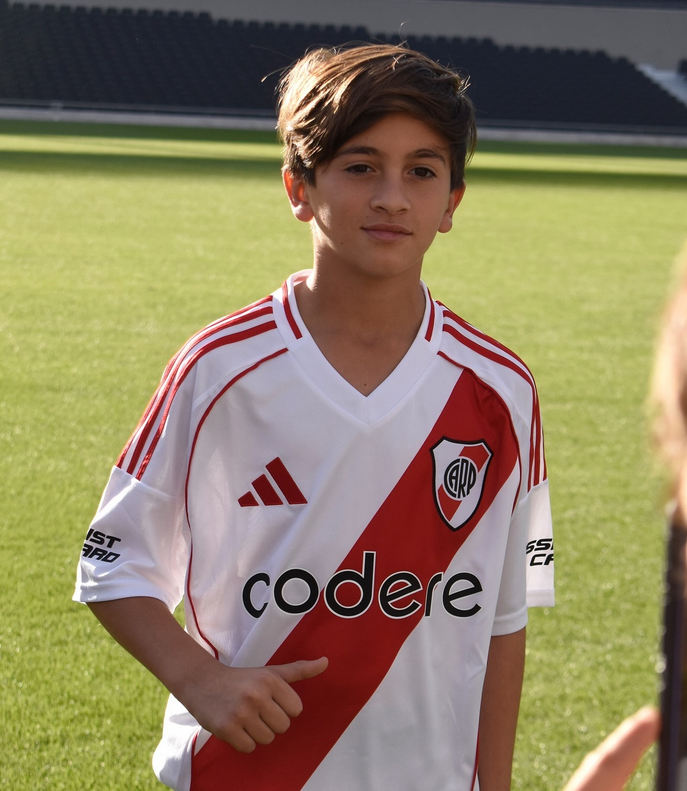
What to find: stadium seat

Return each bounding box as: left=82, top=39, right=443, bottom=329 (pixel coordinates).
left=0, top=3, right=685, bottom=130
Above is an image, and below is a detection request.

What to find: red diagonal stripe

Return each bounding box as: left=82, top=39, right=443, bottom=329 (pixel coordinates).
left=266, top=457, right=307, bottom=505
left=190, top=369, right=519, bottom=790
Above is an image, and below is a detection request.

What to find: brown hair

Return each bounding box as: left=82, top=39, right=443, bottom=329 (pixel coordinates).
left=277, top=43, right=476, bottom=189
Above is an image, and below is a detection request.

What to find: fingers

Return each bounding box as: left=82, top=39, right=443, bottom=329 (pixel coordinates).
left=258, top=697, right=293, bottom=736
left=266, top=657, right=329, bottom=720
left=237, top=699, right=292, bottom=751
left=215, top=676, right=296, bottom=753
left=211, top=658, right=329, bottom=753
left=563, top=707, right=660, bottom=791
left=266, top=672, right=306, bottom=720
left=599, top=707, right=660, bottom=765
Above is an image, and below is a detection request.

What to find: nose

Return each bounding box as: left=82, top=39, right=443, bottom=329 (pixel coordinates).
left=370, top=173, right=410, bottom=214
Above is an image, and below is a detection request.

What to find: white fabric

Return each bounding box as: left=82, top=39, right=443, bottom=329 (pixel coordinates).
left=74, top=272, right=554, bottom=791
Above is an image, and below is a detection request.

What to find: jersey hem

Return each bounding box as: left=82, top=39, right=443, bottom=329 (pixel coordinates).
left=72, top=586, right=173, bottom=608
left=526, top=589, right=555, bottom=608
left=491, top=607, right=528, bottom=636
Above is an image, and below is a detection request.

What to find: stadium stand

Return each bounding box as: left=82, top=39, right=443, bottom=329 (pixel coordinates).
left=0, top=1, right=686, bottom=132
left=442, top=0, right=687, bottom=5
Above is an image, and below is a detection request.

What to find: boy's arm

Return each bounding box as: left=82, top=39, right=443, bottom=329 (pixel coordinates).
left=477, top=627, right=526, bottom=791
left=88, top=597, right=327, bottom=753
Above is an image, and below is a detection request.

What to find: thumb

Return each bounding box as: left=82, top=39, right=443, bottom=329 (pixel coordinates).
left=270, top=656, right=329, bottom=684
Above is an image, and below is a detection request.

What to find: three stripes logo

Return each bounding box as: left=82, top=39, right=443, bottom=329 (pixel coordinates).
left=238, top=457, right=307, bottom=507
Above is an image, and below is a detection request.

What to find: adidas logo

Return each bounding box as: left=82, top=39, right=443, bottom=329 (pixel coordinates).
left=238, top=457, right=307, bottom=507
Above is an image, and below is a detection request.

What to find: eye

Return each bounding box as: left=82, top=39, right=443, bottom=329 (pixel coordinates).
left=410, top=166, right=437, bottom=179
left=345, top=163, right=373, bottom=175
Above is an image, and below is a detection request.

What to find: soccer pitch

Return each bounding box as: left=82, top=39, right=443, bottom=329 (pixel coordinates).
left=1, top=120, right=687, bottom=790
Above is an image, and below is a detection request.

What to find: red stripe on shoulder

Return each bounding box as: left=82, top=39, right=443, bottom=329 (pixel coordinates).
left=134, top=320, right=279, bottom=480
left=424, top=293, right=436, bottom=342
left=118, top=297, right=274, bottom=471
left=281, top=280, right=302, bottom=340
left=441, top=306, right=535, bottom=387
left=443, top=323, right=534, bottom=390
left=117, top=298, right=277, bottom=476
left=439, top=309, right=546, bottom=491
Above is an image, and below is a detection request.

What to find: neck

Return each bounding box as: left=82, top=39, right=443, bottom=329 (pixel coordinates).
left=292, top=264, right=427, bottom=396
left=297, top=263, right=426, bottom=342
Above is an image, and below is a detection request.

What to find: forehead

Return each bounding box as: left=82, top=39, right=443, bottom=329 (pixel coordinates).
left=333, top=113, right=451, bottom=159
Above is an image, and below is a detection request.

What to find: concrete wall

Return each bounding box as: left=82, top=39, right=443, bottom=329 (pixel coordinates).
left=9, top=0, right=687, bottom=69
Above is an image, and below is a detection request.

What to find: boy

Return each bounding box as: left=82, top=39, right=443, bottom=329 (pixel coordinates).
left=74, top=44, right=554, bottom=791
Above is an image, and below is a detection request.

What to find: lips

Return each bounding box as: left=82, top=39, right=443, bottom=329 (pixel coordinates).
left=363, top=223, right=412, bottom=241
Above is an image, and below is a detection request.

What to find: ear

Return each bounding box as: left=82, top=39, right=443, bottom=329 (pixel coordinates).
left=283, top=168, right=314, bottom=224
left=438, top=184, right=466, bottom=234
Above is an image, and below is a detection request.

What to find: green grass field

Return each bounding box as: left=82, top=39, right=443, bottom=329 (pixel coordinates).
left=1, top=119, right=687, bottom=789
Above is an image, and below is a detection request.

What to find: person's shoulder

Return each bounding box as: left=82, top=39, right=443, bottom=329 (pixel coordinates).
left=169, top=294, right=284, bottom=384
left=114, top=294, right=286, bottom=479
left=435, top=300, right=539, bottom=403
left=434, top=301, right=546, bottom=487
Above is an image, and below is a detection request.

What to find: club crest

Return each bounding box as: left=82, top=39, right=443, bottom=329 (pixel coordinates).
left=431, top=439, right=492, bottom=531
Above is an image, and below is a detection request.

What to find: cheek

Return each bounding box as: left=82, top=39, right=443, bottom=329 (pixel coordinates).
left=314, top=201, right=350, bottom=236
left=310, top=208, right=348, bottom=249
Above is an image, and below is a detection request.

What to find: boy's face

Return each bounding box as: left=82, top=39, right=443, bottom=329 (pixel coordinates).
left=284, top=113, right=465, bottom=283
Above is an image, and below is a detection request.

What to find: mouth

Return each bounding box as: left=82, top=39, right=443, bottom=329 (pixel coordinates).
left=363, top=224, right=412, bottom=241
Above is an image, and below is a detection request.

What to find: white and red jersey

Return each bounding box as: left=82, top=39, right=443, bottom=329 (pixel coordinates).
left=74, top=271, right=554, bottom=791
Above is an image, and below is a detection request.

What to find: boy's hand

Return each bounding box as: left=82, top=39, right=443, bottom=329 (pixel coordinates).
left=562, top=707, right=659, bottom=791
left=186, top=657, right=329, bottom=753
left=87, top=598, right=328, bottom=754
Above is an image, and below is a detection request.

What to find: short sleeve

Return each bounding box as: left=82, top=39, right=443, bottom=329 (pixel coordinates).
left=522, top=479, right=554, bottom=607
left=491, top=478, right=554, bottom=635
left=73, top=465, right=190, bottom=610
left=73, top=360, right=196, bottom=611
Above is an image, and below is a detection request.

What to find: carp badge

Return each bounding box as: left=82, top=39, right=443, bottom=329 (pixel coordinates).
left=431, top=439, right=492, bottom=531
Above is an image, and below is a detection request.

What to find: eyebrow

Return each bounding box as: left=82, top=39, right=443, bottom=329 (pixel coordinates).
left=334, top=145, right=448, bottom=164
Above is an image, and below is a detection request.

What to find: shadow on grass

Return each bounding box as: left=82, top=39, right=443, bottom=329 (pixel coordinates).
left=1, top=149, right=687, bottom=190
left=467, top=165, right=687, bottom=190
left=1, top=120, right=684, bottom=160
left=0, top=150, right=282, bottom=178
left=476, top=139, right=687, bottom=161
left=0, top=118, right=280, bottom=144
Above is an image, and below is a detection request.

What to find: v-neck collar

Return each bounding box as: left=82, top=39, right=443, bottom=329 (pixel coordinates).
left=274, top=271, right=442, bottom=425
